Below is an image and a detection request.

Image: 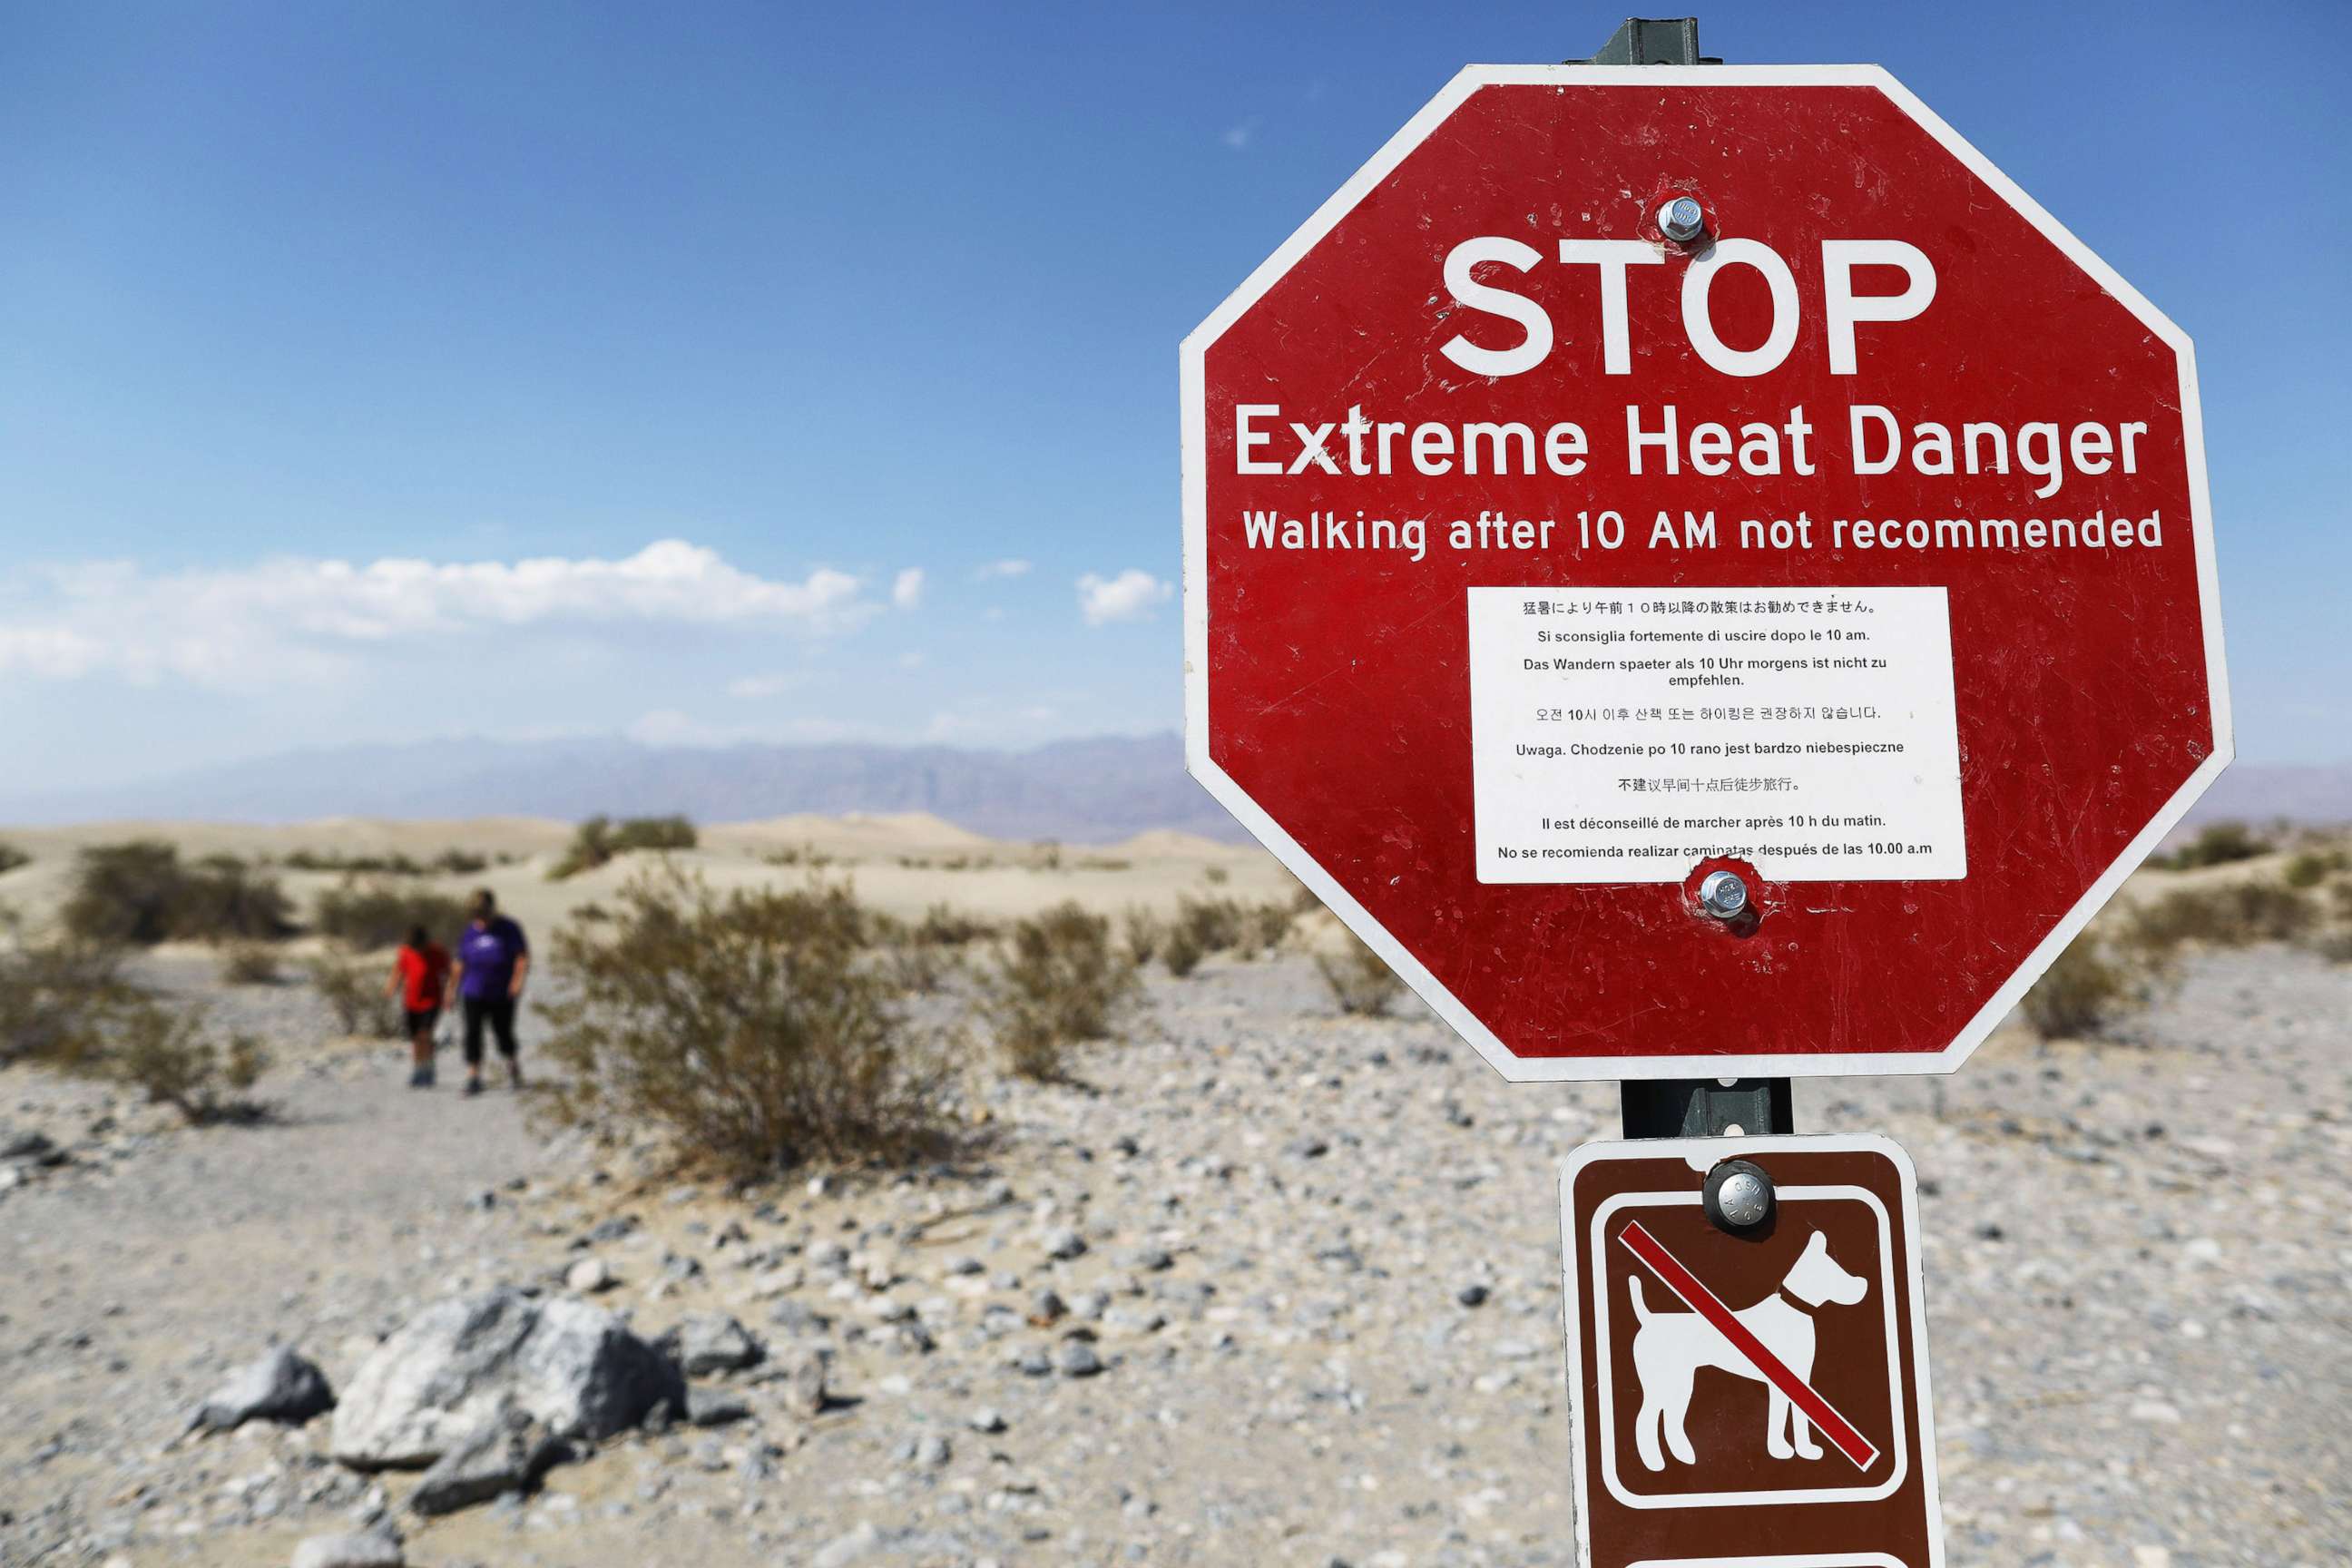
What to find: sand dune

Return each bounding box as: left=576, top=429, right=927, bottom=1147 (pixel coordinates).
left=0, top=810, right=1297, bottom=940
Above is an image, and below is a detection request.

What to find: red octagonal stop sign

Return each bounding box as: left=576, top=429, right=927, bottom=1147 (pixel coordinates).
left=1181, top=65, right=2230, bottom=1081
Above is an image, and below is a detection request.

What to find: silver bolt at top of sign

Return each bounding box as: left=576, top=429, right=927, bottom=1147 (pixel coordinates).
left=1659, top=196, right=1707, bottom=244
left=1698, top=869, right=1749, bottom=920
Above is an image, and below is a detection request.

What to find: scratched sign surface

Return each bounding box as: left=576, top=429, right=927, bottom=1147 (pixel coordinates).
left=1180, top=64, right=2228, bottom=1080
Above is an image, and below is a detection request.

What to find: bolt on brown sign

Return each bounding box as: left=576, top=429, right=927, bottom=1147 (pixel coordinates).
left=1559, top=1135, right=1945, bottom=1567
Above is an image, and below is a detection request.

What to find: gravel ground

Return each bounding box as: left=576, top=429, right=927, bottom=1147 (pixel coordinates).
left=1, top=944, right=2347, bottom=1568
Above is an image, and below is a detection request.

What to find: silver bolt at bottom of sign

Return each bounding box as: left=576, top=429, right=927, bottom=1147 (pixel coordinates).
left=1698, top=869, right=1749, bottom=919
left=1659, top=195, right=1706, bottom=243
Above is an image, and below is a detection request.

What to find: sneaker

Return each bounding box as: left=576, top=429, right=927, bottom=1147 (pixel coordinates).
left=464, top=1078, right=484, bottom=1098
left=507, top=1063, right=525, bottom=1092
left=419, top=1065, right=436, bottom=1089
left=407, top=1067, right=426, bottom=1090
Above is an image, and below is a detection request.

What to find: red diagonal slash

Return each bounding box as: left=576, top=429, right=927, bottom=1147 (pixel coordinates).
left=1616, top=1219, right=1880, bottom=1471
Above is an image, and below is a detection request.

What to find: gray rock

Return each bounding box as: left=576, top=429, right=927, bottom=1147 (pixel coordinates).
left=1057, top=1340, right=1105, bottom=1378
left=968, top=1406, right=1007, bottom=1434
left=329, top=1288, right=683, bottom=1470
left=289, top=1527, right=404, bottom=1568
left=1041, top=1226, right=1087, bottom=1260
left=754, top=1346, right=828, bottom=1418
left=1456, top=1282, right=1491, bottom=1308
left=657, top=1313, right=763, bottom=1376
left=564, top=1257, right=616, bottom=1295
left=408, top=1413, right=568, bottom=1517
left=812, top=1522, right=883, bottom=1567
left=688, top=1387, right=752, bottom=1427
left=0, top=1128, right=56, bottom=1162
left=193, top=1346, right=335, bottom=1433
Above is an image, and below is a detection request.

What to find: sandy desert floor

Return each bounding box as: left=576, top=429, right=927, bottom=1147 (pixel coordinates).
left=1, top=822, right=2347, bottom=1568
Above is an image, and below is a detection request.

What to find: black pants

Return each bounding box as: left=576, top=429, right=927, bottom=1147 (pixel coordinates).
left=461, top=996, right=519, bottom=1067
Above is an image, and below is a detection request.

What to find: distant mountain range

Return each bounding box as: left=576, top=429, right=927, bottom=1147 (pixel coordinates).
left=0, top=733, right=1246, bottom=844
left=2179, top=762, right=2352, bottom=830
left=0, top=734, right=2340, bottom=843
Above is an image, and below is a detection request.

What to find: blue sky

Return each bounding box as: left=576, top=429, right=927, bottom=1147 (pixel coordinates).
left=0, top=1, right=2343, bottom=792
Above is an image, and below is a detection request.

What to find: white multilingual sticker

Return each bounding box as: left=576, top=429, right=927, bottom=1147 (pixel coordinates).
left=1467, top=587, right=1965, bottom=884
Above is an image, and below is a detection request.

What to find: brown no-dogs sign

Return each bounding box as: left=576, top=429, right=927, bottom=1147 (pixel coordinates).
left=1559, top=1135, right=1944, bottom=1568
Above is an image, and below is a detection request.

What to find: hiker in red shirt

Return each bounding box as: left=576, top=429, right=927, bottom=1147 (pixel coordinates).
left=384, top=924, right=452, bottom=1089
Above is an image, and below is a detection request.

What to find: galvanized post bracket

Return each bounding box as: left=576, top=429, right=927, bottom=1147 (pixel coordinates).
left=1575, top=16, right=1720, bottom=66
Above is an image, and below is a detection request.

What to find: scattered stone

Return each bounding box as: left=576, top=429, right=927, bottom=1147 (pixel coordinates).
left=1041, top=1227, right=1087, bottom=1261
left=688, top=1387, right=753, bottom=1428
left=763, top=1347, right=828, bottom=1418
left=1455, top=1283, right=1491, bottom=1308
left=1057, top=1340, right=1104, bottom=1378
left=330, top=1288, right=684, bottom=1469
left=408, top=1412, right=569, bottom=1517
left=191, top=1346, right=336, bottom=1433
left=968, top=1406, right=1007, bottom=1434
left=564, top=1257, right=617, bottom=1294
left=811, top=1523, right=883, bottom=1568
left=289, top=1527, right=404, bottom=1568
left=657, top=1313, right=764, bottom=1376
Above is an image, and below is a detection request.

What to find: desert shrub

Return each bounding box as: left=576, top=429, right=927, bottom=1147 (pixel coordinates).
left=282, top=846, right=488, bottom=877
left=0, top=843, right=29, bottom=876
left=313, top=879, right=469, bottom=951
left=1203, top=866, right=1230, bottom=886
left=1245, top=900, right=1294, bottom=956
left=868, top=912, right=962, bottom=995
left=540, top=869, right=947, bottom=1177
left=2333, top=878, right=2352, bottom=922
left=63, top=842, right=291, bottom=945
left=1161, top=919, right=1205, bottom=978
left=1173, top=895, right=1245, bottom=956
left=2281, top=848, right=2348, bottom=889
left=916, top=903, right=995, bottom=946
left=2149, top=820, right=2270, bottom=871
left=1318, top=931, right=1405, bottom=1016
left=106, top=1004, right=270, bottom=1124
left=219, top=943, right=283, bottom=985
left=285, top=848, right=423, bottom=876
left=1030, top=840, right=1063, bottom=872
left=2123, top=881, right=2317, bottom=962
left=2021, top=935, right=2141, bottom=1039
left=0, top=928, right=134, bottom=1066
left=551, top=814, right=700, bottom=880
left=983, top=901, right=1141, bottom=1081
left=311, top=955, right=404, bottom=1038
left=1122, top=907, right=1164, bottom=967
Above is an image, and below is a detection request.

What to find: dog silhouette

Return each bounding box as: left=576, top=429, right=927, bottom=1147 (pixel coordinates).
left=1628, top=1229, right=1868, bottom=1471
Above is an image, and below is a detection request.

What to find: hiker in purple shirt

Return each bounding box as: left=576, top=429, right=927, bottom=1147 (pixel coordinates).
left=448, top=889, right=530, bottom=1096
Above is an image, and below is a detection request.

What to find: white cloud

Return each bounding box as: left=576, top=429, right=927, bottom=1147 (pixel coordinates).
left=1221, top=119, right=1259, bottom=152
left=0, top=540, right=876, bottom=687
left=975, top=558, right=1032, bottom=581
left=897, top=651, right=926, bottom=670
left=726, top=671, right=810, bottom=700
left=1076, top=569, right=1173, bottom=627
left=892, top=567, right=926, bottom=610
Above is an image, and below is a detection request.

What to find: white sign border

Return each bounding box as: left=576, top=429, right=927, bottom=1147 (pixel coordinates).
left=1180, top=63, right=2232, bottom=1083
left=1557, top=1134, right=1946, bottom=1568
